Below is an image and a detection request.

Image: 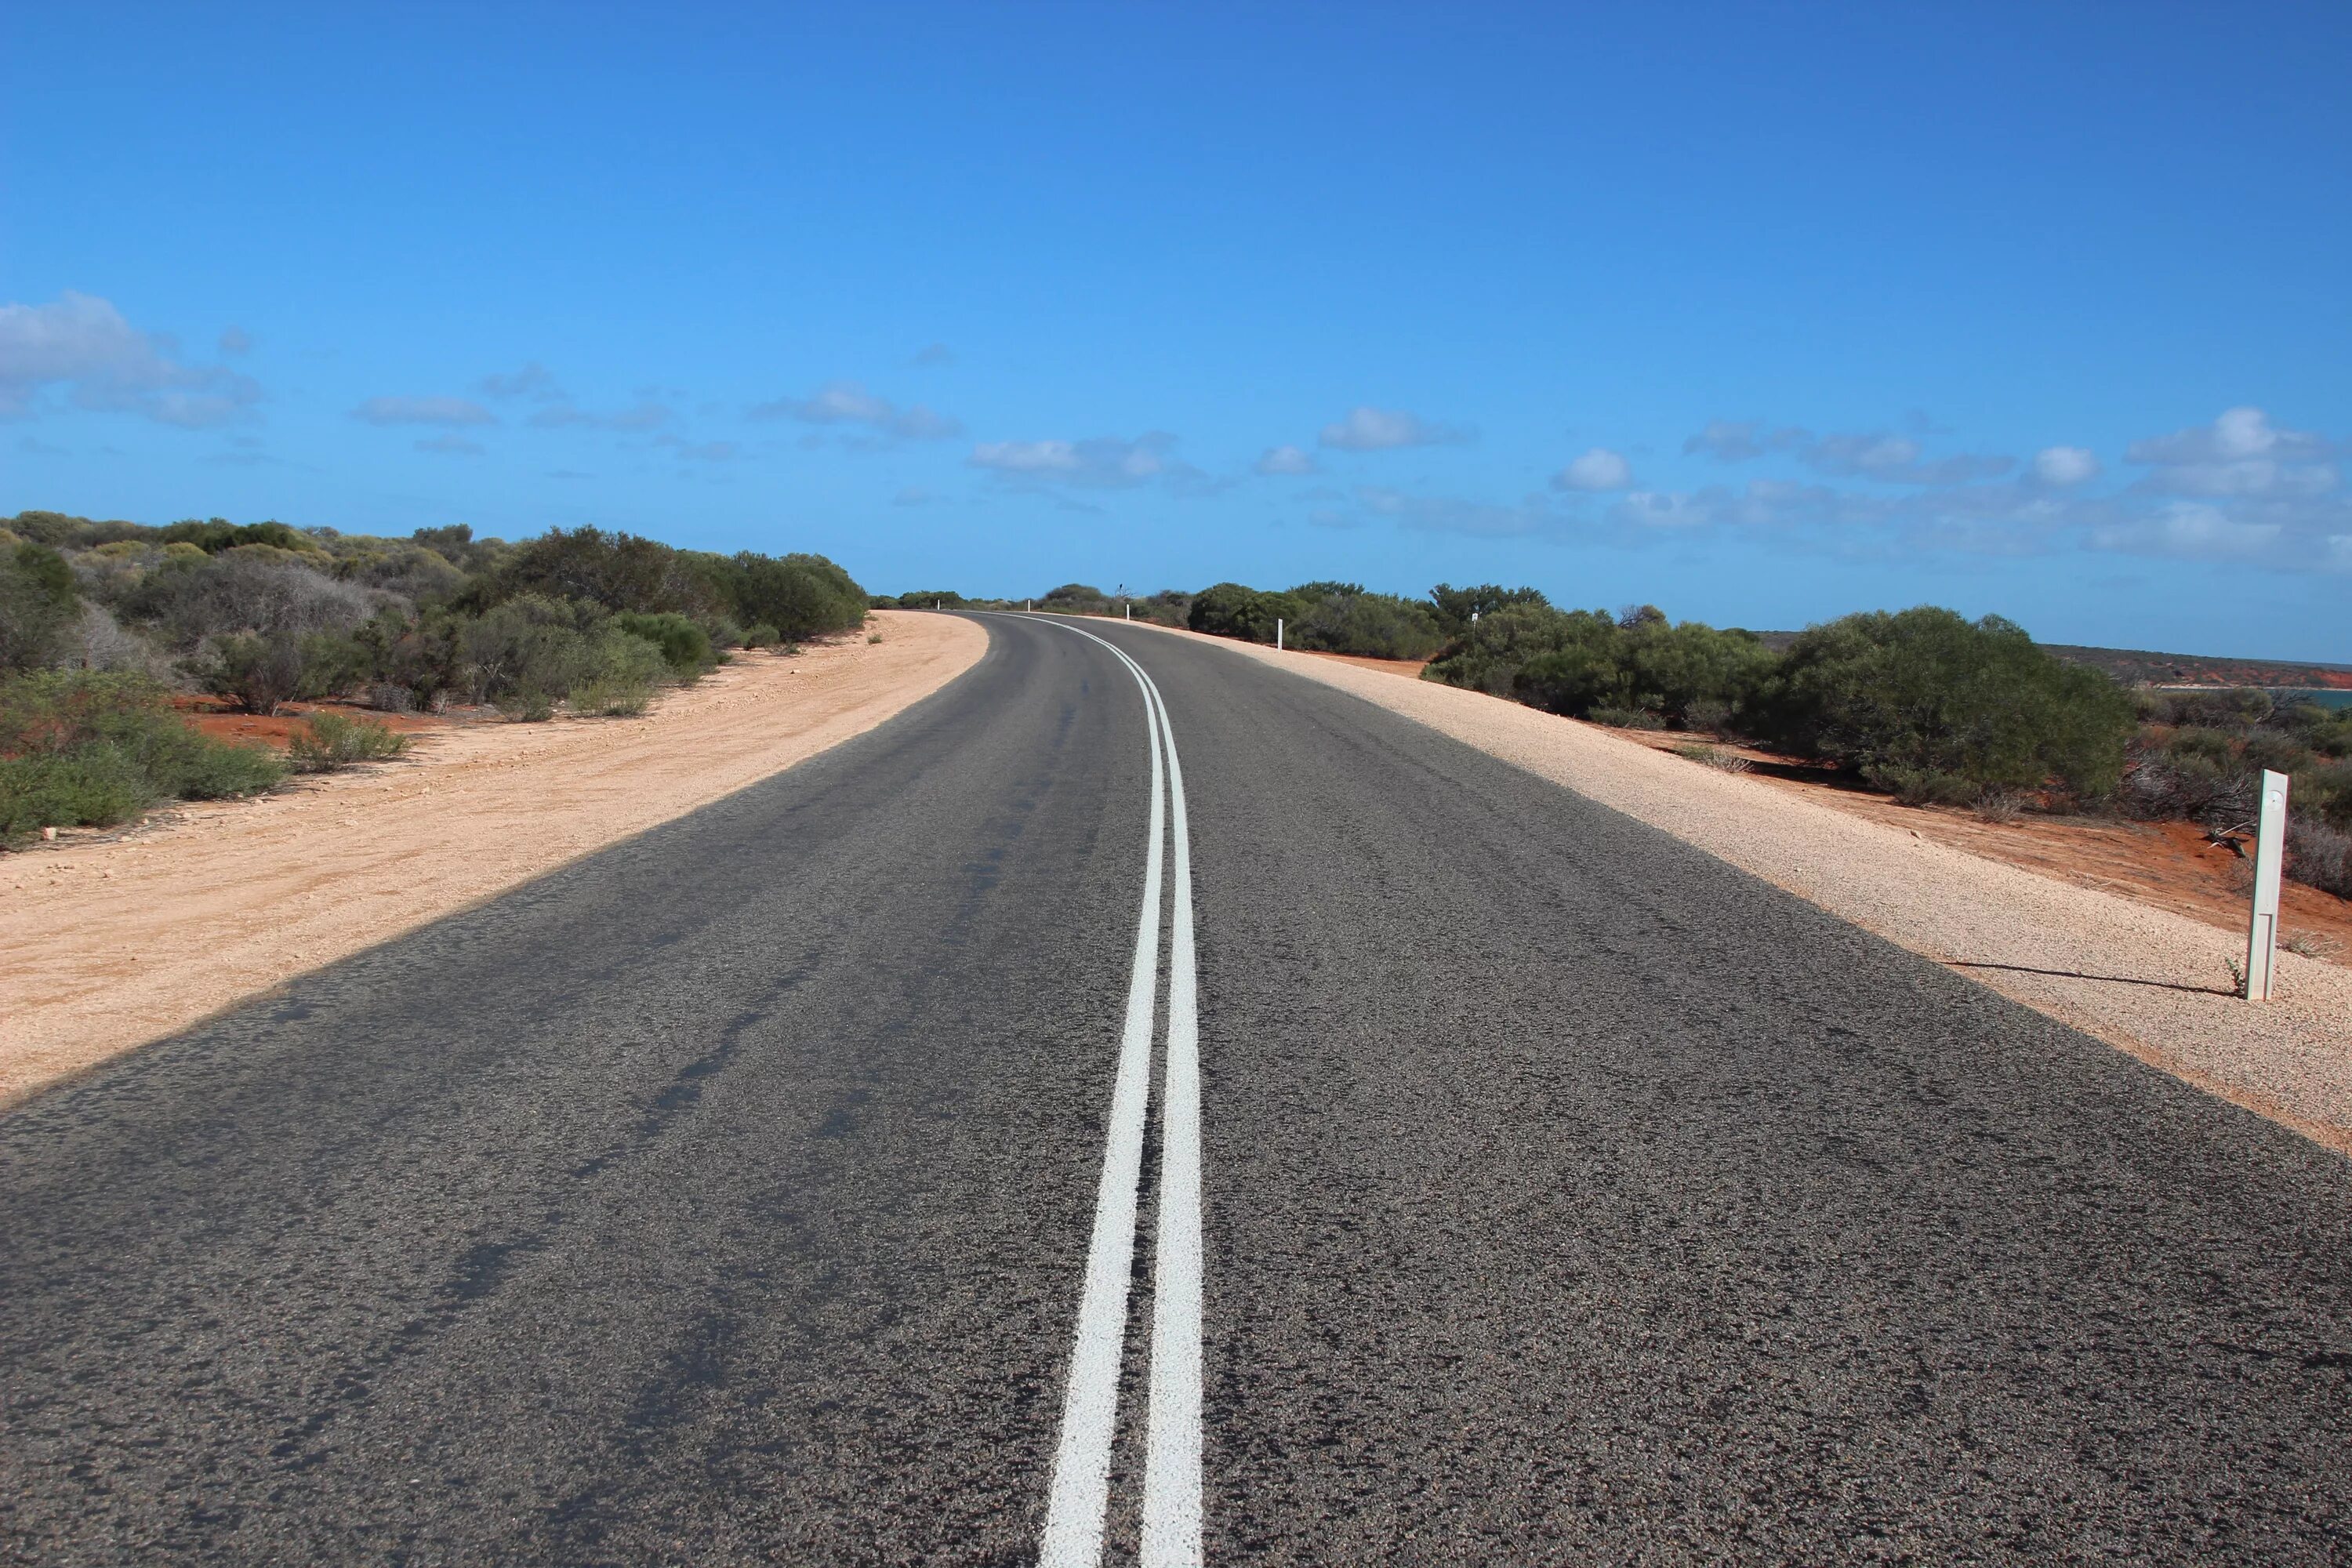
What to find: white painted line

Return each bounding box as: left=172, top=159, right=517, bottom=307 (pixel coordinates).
left=1025, top=617, right=1207, bottom=1566
left=1037, top=630, right=1167, bottom=1568
left=1141, top=672, right=1204, bottom=1568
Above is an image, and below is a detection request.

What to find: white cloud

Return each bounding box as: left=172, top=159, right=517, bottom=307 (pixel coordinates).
left=415, top=433, right=485, bottom=456
left=969, top=431, right=1196, bottom=489
left=1555, top=447, right=1632, bottom=492
left=2125, top=407, right=2336, bottom=502
left=1254, top=444, right=1317, bottom=476
left=2032, top=445, right=2100, bottom=486
left=353, top=395, right=496, bottom=426
left=0, top=291, right=261, bottom=427
left=1317, top=405, right=1471, bottom=451
left=750, top=379, right=960, bottom=440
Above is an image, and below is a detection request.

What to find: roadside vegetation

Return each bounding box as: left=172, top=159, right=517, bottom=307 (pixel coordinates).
left=914, top=576, right=2349, bottom=900
left=0, top=510, right=867, bottom=844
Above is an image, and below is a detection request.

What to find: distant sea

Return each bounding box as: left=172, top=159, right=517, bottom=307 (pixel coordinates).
left=2280, top=688, right=2352, bottom=711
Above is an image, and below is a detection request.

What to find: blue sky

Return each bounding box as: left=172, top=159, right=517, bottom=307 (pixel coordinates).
left=5, top=2, right=2347, bottom=658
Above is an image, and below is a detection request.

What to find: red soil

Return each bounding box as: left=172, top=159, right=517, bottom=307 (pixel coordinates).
left=172, top=696, right=458, bottom=750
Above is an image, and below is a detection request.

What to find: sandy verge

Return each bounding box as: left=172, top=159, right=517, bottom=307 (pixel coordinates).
left=1131, top=622, right=2352, bottom=1156
left=0, top=611, right=989, bottom=1107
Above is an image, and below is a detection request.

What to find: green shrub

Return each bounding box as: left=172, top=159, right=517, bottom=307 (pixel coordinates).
left=1587, top=706, right=1666, bottom=730
left=1188, top=583, right=1303, bottom=643
left=566, top=629, right=669, bottom=716
left=743, top=622, right=781, bottom=648
left=1749, top=608, right=2134, bottom=804
left=288, top=713, right=412, bottom=772
left=0, top=542, right=79, bottom=673
left=612, top=610, right=713, bottom=677
left=0, top=746, right=152, bottom=837
left=1288, top=586, right=1446, bottom=660
left=0, top=670, right=284, bottom=840
left=191, top=630, right=358, bottom=714
left=1428, top=583, right=1552, bottom=637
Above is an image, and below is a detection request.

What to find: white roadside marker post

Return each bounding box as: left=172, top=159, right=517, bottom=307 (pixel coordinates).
left=2245, top=768, right=2289, bottom=1001
left=1276, top=617, right=1283, bottom=651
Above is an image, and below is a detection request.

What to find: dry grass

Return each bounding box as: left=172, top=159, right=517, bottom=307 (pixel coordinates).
left=1670, top=741, right=1752, bottom=774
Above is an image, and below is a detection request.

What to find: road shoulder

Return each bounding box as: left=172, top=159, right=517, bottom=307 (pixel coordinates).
left=0, top=610, right=990, bottom=1108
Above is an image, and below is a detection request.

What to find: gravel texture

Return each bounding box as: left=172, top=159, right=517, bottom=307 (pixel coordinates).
left=0, top=611, right=988, bottom=1107
left=1135, top=622, right=2352, bottom=1155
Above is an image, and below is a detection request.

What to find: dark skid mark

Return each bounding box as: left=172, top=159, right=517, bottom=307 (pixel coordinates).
left=445, top=1233, right=549, bottom=1303
left=572, top=968, right=808, bottom=1181
left=815, top=1086, right=872, bottom=1140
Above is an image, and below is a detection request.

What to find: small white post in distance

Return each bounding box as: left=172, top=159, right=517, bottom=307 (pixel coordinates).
left=1276, top=617, right=1283, bottom=651
left=2245, top=769, right=2289, bottom=1001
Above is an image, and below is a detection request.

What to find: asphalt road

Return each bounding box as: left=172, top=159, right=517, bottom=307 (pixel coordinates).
left=4, top=613, right=2349, bottom=1565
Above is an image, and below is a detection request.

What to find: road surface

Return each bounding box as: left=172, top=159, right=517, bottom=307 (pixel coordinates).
left=4, top=613, right=2349, bottom=1564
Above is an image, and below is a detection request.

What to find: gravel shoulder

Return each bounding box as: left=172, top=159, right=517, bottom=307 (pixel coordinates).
left=1136, top=621, right=2352, bottom=1156
left=0, top=611, right=989, bottom=1107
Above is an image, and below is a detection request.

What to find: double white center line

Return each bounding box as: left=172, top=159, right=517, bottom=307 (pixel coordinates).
left=1036, top=621, right=1203, bottom=1568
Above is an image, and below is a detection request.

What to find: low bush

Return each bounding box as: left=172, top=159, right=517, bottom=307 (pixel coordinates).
left=2288, top=816, right=2352, bottom=899
left=743, top=622, right=781, bottom=648
left=0, top=670, right=284, bottom=841
left=288, top=713, right=412, bottom=772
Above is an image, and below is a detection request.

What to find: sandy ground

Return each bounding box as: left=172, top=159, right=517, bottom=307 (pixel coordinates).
left=1133, top=622, right=2352, bottom=1156
left=0, top=612, right=989, bottom=1107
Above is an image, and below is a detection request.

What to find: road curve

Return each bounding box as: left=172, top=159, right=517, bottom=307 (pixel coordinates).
left=3, top=612, right=2348, bottom=1564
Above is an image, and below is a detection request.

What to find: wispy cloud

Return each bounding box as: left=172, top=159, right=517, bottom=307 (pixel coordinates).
left=750, top=379, right=960, bottom=440
left=415, top=433, right=485, bottom=456
left=1254, top=444, right=1318, bottom=476
left=909, top=343, right=956, bottom=368
left=1356, top=485, right=1557, bottom=538
left=476, top=361, right=564, bottom=401
left=1603, top=406, right=2345, bottom=568
left=217, top=325, right=252, bottom=356
left=1317, top=405, right=1472, bottom=451
left=527, top=400, right=672, bottom=432
left=969, top=430, right=1215, bottom=493
left=353, top=394, right=496, bottom=426
left=1682, top=419, right=1809, bottom=463
left=0, top=291, right=261, bottom=428
left=654, top=434, right=739, bottom=462
left=1682, top=418, right=2009, bottom=485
